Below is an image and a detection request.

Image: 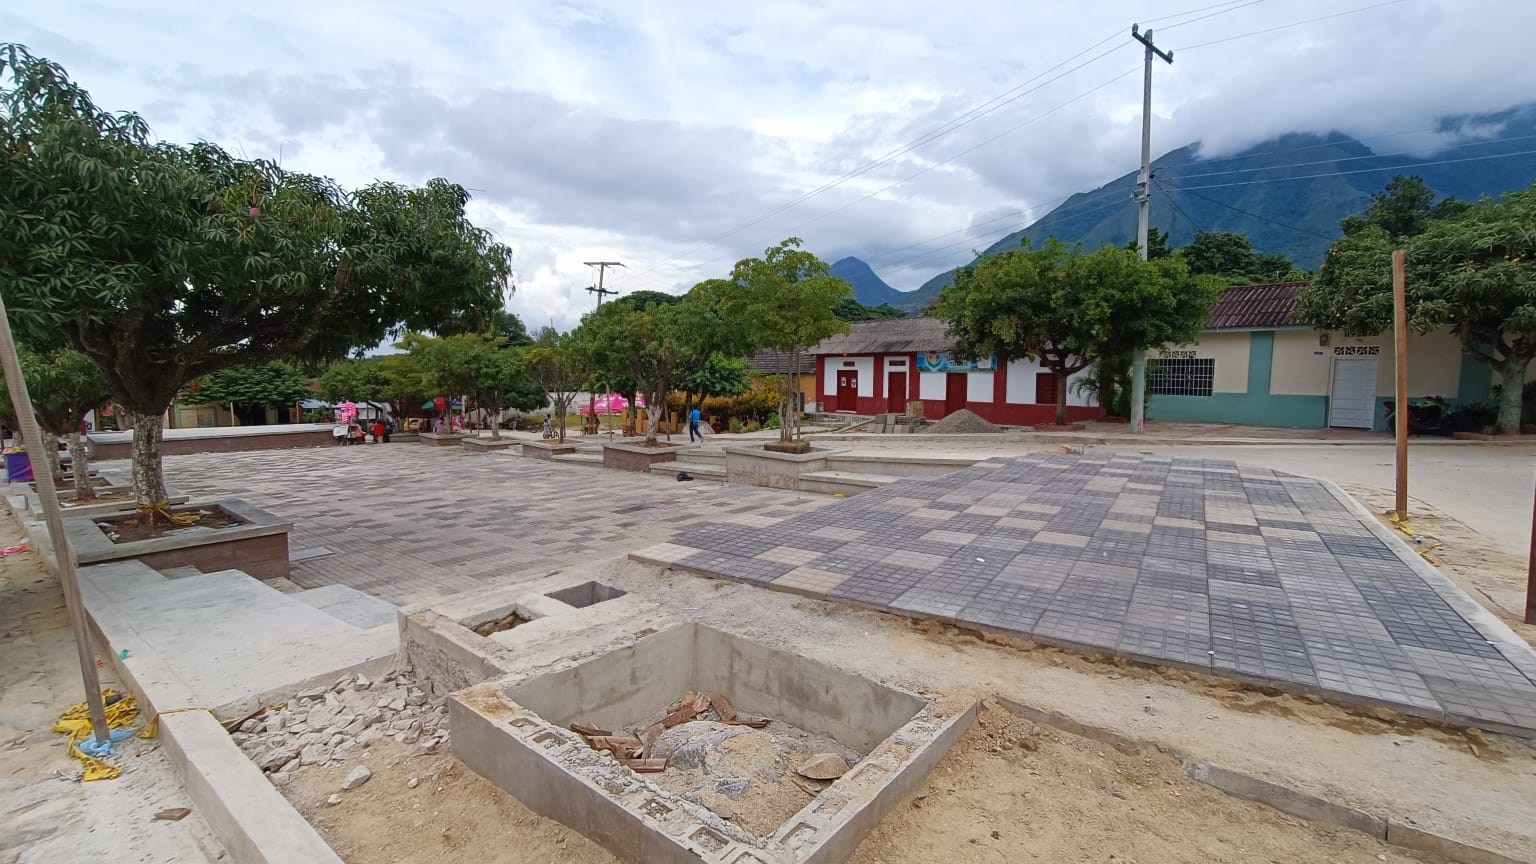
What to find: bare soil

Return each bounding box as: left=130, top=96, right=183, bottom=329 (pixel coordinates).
left=469, top=610, right=530, bottom=636
left=101, top=506, right=243, bottom=543
left=282, top=703, right=1447, bottom=864
left=286, top=738, right=619, bottom=864
left=848, top=702, right=1436, bottom=864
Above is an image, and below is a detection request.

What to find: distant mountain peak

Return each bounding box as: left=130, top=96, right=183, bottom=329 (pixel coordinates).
left=829, top=256, right=904, bottom=307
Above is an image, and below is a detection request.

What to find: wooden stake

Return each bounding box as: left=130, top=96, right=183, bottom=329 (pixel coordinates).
left=1392, top=249, right=1409, bottom=519
left=1527, top=472, right=1536, bottom=624
left=0, top=294, right=111, bottom=744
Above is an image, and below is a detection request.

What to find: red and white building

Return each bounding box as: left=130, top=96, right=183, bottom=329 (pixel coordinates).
left=810, top=318, right=1101, bottom=425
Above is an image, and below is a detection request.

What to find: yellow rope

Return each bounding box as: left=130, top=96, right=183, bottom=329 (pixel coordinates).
left=1388, top=512, right=1443, bottom=565
left=131, top=501, right=200, bottom=526
left=53, top=690, right=143, bottom=781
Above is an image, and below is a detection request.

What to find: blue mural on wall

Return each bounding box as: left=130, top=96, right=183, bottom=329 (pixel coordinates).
left=916, top=353, right=995, bottom=372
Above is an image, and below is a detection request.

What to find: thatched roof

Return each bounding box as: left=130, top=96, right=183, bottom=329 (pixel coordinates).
left=749, top=349, right=814, bottom=375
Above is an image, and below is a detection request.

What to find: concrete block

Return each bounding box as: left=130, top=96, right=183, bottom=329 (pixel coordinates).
left=1182, top=761, right=1387, bottom=839
left=158, top=710, right=342, bottom=864
left=1384, top=823, right=1533, bottom=864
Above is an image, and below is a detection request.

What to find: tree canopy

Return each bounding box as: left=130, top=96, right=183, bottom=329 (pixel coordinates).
left=1339, top=175, right=1469, bottom=240
left=3, top=348, right=109, bottom=498
left=0, top=45, right=512, bottom=502
left=1182, top=231, right=1298, bottom=285
left=183, top=363, right=310, bottom=410
left=935, top=239, right=1221, bottom=424
left=833, top=297, right=906, bottom=322
left=519, top=327, right=589, bottom=441
left=1298, top=180, right=1536, bottom=432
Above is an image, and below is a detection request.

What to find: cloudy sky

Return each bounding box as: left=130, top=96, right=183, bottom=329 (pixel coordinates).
left=7, top=0, right=1533, bottom=328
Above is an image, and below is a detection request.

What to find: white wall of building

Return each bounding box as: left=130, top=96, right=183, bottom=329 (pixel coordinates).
left=918, top=371, right=946, bottom=400
left=1002, top=358, right=1094, bottom=406
left=823, top=355, right=876, bottom=397
left=967, top=371, right=994, bottom=403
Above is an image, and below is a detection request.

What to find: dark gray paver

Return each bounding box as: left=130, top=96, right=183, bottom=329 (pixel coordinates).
left=648, top=453, right=1536, bottom=735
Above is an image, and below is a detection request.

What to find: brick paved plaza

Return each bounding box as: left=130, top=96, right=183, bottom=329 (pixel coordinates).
left=638, top=452, right=1536, bottom=735
left=135, top=444, right=1536, bottom=735
left=139, top=444, right=830, bottom=606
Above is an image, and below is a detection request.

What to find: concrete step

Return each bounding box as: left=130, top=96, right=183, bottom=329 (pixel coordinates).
left=680, top=449, right=725, bottom=464
left=293, top=584, right=399, bottom=629
left=799, top=470, right=902, bottom=496
left=666, top=461, right=726, bottom=481
left=552, top=452, right=605, bottom=467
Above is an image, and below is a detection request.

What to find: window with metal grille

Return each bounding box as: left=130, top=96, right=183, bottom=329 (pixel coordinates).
left=1149, top=358, right=1214, bottom=396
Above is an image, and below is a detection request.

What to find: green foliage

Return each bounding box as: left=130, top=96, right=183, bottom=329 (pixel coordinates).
left=405, top=328, right=542, bottom=437
left=935, top=238, right=1221, bottom=424
left=613, top=290, right=681, bottom=312
left=519, top=327, right=589, bottom=441
left=1339, top=175, right=1468, bottom=240
left=745, top=420, right=761, bottom=433
left=727, top=418, right=743, bottom=434
left=574, top=299, right=701, bottom=443
left=320, top=358, right=394, bottom=405
left=183, top=363, right=310, bottom=408
left=707, top=238, right=850, bottom=441
left=1123, top=226, right=1171, bottom=260
left=0, top=46, right=511, bottom=500
left=8, top=348, right=110, bottom=437
left=1300, top=180, right=1536, bottom=432
left=679, top=353, right=751, bottom=400
left=833, top=297, right=907, bottom=322
left=1181, top=231, right=1295, bottom=284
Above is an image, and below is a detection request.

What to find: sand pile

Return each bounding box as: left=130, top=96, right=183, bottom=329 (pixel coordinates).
left=928, top=409, right=1002, bottom=434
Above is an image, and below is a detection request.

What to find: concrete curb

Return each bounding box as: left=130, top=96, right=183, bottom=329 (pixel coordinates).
left=995, top=696, right=1532, bottom=864
left=2, top=491, right=344, bottom=864
left=806, top=431, right=1530, bottom=447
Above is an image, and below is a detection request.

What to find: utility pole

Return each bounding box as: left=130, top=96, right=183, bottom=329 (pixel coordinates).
left=584, top=261, right=624, bottom=306
left=583, top=261, right=623, bottom=434
left=1392, top=249, right=1409, bottom=518
left=1129, top=24, right=1172, bottom=435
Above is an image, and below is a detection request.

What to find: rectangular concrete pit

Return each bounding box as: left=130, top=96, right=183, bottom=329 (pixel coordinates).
left=449, top=622, right=976, bottom=864
left=545, top=580, right=628, bottom=608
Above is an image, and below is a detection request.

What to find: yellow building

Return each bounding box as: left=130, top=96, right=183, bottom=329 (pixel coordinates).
left=748, top=350, right=816, bottom=412
left=1149, top=282, right=1498, bottom=431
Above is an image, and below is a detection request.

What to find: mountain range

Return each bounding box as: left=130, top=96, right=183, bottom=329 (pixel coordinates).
left=840, top=104, right=1536, bottom=313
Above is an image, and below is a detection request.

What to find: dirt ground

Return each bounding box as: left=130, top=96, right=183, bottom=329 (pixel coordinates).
left=849, top=703, right=1434, bottom=864
left=0, top=514, right=220, bottom=864
left=285, top=737, right=620, bottom=864
left=279, top=702, right=1444, bottom=864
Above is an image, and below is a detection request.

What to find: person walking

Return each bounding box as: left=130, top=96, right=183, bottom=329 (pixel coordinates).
left=688, top=405, right=702, bottom=442
left=371, top=419, right=386, bottom=444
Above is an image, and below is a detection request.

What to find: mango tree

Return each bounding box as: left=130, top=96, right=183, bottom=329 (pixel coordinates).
left=0, top=46, right=510, bottom=507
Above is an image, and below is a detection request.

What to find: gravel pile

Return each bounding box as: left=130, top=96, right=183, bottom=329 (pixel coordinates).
left=928, top=409, right=1002, bottom=434
left=230, top=670, right=448, bottom=786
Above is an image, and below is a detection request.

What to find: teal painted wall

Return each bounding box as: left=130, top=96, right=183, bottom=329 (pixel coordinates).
left=1149, top=331, right=1330, bottom=428
left=1368, top=353, right=1497, bottom=431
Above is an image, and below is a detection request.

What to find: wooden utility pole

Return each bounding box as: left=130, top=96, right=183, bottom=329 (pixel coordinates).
left=1527, top=475, right=1536, bottom=623
left=1129, top=24, right=1173, bottom=435
left=1392, top=249, right=1409, bottom=518
left=584, top=261, right=624, bottom=306
left=0, top=294, right=110, bottom=744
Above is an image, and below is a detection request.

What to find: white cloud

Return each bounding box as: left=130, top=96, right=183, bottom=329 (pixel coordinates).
left=6, top=0, right=1536, bottom=312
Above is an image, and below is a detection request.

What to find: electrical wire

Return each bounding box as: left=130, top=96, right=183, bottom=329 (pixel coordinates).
left=1156, top=180, right=1336, bottom=240
left=1173, top=0, right=1409, bottom=51
left=1160, top=149, right=1536, bottom=191
left=1161, top=132, right=1536, bottom=182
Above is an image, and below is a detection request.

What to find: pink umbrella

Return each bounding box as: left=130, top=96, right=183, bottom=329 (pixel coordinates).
left=581, top=393, right=645, bottom=414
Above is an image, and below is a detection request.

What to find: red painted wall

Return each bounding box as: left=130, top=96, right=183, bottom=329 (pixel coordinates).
left=817, top=352, right=1104, bottom=425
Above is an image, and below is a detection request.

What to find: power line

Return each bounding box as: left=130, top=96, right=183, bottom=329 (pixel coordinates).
left=1157, top=179, right=1336, bottom=240
left=1152, top=178, right=1206, bottom=235
left=1160, top=148, right=1536, bottom=191
left=1158, top=0, right=1268, bottom=31
left=1161, top=132, right=1536, bottom=182
left=1173, top=0, right=1409, bottom=51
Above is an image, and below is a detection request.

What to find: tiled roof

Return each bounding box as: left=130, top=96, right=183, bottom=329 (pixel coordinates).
left=1206, top=281, right=1308, bottom=330
left=749, top=349, right=814, bottom=375
left=810, top=317, right=951, bottom=355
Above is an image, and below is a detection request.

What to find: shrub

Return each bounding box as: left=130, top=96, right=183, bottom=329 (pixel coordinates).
left=1442, top=401, right=1498, bottom=435
left=745, top=420, right=761, bottom=433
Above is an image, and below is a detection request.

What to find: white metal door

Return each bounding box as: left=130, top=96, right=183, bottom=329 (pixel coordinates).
left=1328, top=358, right=1378, bottom=428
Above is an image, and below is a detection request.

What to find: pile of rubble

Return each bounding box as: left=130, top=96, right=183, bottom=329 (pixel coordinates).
left=230, top=669, right=448, bottom=785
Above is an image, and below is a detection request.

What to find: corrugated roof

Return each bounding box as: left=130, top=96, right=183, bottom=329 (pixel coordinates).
left=749, top=349, right=813, bottom=375
left=810, top=317, right=952, bottom=355
left=1206, top=281, right=1307, bottom=330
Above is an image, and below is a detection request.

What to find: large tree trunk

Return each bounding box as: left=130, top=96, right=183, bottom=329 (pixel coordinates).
left=67, top=429, right=94, bottom=501
left=1054, top=369, right=1069, bottom=426
left=42, top=432, right=63, bottom=487
left=488, top=396, right=502, bottom=441
left=129, top=410, right=169, bottom=505
left=1496, top=358, right=1526, bottom=435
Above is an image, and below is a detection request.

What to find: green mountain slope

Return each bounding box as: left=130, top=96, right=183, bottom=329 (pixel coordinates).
left=893, top=107, right=1536, bottom=312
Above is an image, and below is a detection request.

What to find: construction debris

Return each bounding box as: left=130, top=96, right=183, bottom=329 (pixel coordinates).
left=928, top=409, right=1002, bottom=434
left=795, top=752, right=850, bottom=780
left=569, top=689, right=772, bottom=773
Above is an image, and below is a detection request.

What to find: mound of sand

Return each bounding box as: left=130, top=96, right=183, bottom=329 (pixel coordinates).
left=928, top=409, right=1002, bottom=434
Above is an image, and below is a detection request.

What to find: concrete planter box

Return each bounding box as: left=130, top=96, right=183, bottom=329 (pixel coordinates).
left=461, top=437, right=515, bottom=453
left=419, top=432, right=469, bottom=447
left=449, top=623, right=975, bottom=864
left=64, top=498, right=291, bottom=581
left=724, top=445, right=846, bottom=491
left=602, top=441, right=694, bottom=473
left=54, top=489, right=191, bottom=521
left=763, top=439, right=813, bottom=454
left=520, top=441, right=579, bottom=460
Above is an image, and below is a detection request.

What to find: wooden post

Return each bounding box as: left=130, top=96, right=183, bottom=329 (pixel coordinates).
left=1392, top=249, right=1409, bottom=518
left=1527, top=473, right=1536, bottom=624
left=0, top=295, right=111, bottom=744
